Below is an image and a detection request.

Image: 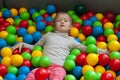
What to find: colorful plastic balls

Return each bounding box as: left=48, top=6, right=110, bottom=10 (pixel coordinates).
left=86, top=44, right=98, bottom=53
left=10, top=8, right=18, bottom=17
left=32, top=12, right=40, bottom=20
left=29, top=8, right=37, bottom=15
left=70, top=48, right=81, bottom=56
left=31, top=50, right=42, bottom=57
left=100, top=72, right=114, bottom=80
left=11, top=54, right=23, bottom=67
left=31, top=56, right=41, bottom=67
left=95, top=65, right=105, bottom=73
left=89, top=16, right=98, bottom=23
left=35, top=16, right=43, bottom=22
left=104, top=11, right=115, bottom=22
left=103, top=22, right=114, bottom=29
left=86, top=36, right=96, bottom=45
left=73, top=22, right=81, bottom=30
left=7, top=65, right=18, bottom=75
left=22, top=59, right=31, bottom=68
left=33, top=45, right=43, bottom=52
left=1, top=56, right=11, bottom=67
left=16, top=74, right=26, bottom=80
left=0, top=64, right=7, bottom=76
left=108, top=40, right=120, bottom=51
left=1, top=47, right=12, bottom=57
left=4, top=73, right=16, bottom=80
left=66, top=54, right=76, bottom=61
left=97, top=42, right=107, bottom=49
left=18, top=66, right=30, bottom=75
left=23, top=34, right=33, bottom=44
left=19, top=20, right=29, bottom=29
left=107, top=34, right=118, bottom=42
left=74, top=4, right=86, bottom=15
left=45, top=25, right=54, bottom=33
left=46, top=4, right=56, bottom=14
left=72, top=66, right=82, bottom=79
left=109, top=59, right=120, bottom=71
left=27, top=26, right=36, bottom=34
left=6, top=18, right=14, bottom=25
left=2, top=10, right=11, bottom=18
left=0, top=38, right=7, bottom=50
left=39, top=56, right=51, bottom=68
left=39, top=9, right=47, bottom=15
left=6, top=25, right=16, bottom=34
left=97, top=35, right=107, bottom=42
left=5, top=34, right=16, bottom=45
left=17, top=28, right=28, bottom=37
left=82, top=25, right=92, bottom=36
left=14, top=18, right=21, bottom=26
left=110, top=51, right=120, bottom=60
left=21, top=52, right=31, bottom=60
left=92, top=21, right=102, bottom=27
left=64, top=74, right=76, bottom=80
left=20, top=12, right=30, bottom=20
left=64, top=59, right=75, bottom=71
left=95, top=13, right=104, bottom=21
left=104, top=28, right=114, bottom=37
left=83, top=20, right=92, bottom=26
left=36, top=21, right=46, bottom=31
left=92, top=26, right=103, bottom=37
left=84, top=70, right=97, bottom=80
left=69, top=27, right=79, bottom=37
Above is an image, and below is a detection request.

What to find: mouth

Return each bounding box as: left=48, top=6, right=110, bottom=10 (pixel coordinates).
left=60, top=25, right=65, bottom=27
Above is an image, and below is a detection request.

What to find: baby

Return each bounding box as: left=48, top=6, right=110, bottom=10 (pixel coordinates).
left=12, top=12, right=108, bottom=80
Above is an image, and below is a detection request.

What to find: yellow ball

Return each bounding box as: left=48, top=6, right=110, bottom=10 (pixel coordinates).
left=78, top=33, right=86, bottom=42
left=19, top=7, right=27, bottom=13
left=0, top=76, right=3, bottom=80
left=27, top=26, right=36, bottom=34
left=0, top=12, right=2, bottom=17
left=0, top=31, right=8, bottom=39
left=6, top=18, right=14, bottom=25
left=94, top=65, right=105, bottom=73
left=86, top=53, right=98, bottom=66
left=11, top=54, right=23, bottom=67
left=1, top=47, right=12, bottom=57
left=116, top=75, right=120, bottom=80
left=17, top=37, right=23, bottom=42
left=97, top=42, right=107, bottom=49
left=95, top=13, right=104, bottom=21
left=1, top=56, right=11, bottom=67
left=103, top=22, right=114, bottom=29
left=82, top=65, right=94, bottom=74
left=80, top=76, right=84, bottom=80
left=107, top=34, right=118, bottom=42
left=10, top=8, right=18, bottom=17
left=108, top=40, right=120, bottom=51
left=51, top=13, right=56, bottom=19
left=106, top=70, right=116, bottom=78
left=69, top=27, right=79, bottom=37
left=31, top=50, right=43, bottom=57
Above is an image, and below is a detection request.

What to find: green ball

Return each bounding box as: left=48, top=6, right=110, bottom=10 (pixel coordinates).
left=33, top=46, right=43, bottom=52
left=5, top=34, right=16, bottom=45
left=74, top=4, right=86, bottom=15
left=70, top=48, right=81, bottom=56
left=86, top=44, right=98, bottom=53
left=86, top=36, right=96, bottom=45
left=71, top=14, right=79, bottom=20
left=39, top=9, right=47, bottom=15
left=64, top=59, right=75, bottom=71
left=116, top=14, right=120, bottom=22
left=64, top=74, right=76, bottom=80
left=32, top=12, right=40, bottom=20
left=39, top=56, right=51, bottom=68
left=45, top=26, right=54, bottom=33
left=96, top=72, right=101, bottom=80
left=110, top=51, right=120, bottom=60
left=21, top=52, right=31, bottom=60
left=67, top=10, right=75, bottom=16
left=74, top=18, right=83, bottom=25
left=114, top=21, right=120, bottom=28
left=14, top=18, right=21, bottom=26
left=20, top=12, right=30, bottom=20
left=31, top=56, right=41, bottom=67
left=6, top=25, right=16, bottom=34
left=66, top=55, right=76, bottom=61
left=104, top=28, right=114, bottom=37
left=84, top=70, right=97, bottom=80
left=7, top=65, right=18, bottom=75
left=92, top=21, right=102, bottom=27
left=28, top=20, right=34, bottom=26
left=1, top=8, right=8, bottom=12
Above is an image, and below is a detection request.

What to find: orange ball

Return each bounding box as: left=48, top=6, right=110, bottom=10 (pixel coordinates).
left=78, top=33, right=86, bottom=42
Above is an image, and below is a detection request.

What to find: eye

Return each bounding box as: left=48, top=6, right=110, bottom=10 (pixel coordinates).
left=65, top=20, right=68, bottom=22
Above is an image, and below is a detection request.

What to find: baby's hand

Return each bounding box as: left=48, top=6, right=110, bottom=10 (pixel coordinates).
left=11, top=42, right=24, bottom=52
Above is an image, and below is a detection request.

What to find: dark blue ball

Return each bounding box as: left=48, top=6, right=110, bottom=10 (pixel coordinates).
left=23, top=34, right=33, bottom=44
left=92, top=26, right=103, bottom=37
left=17, top=28, right=28, bottom=37
left=36, top=21, right=46, bottom=31
left=46, top=4, right=56, bottom=14
left=72, top=66, right=82, bottom=79
left=32, top=31, right=42, bottom=42
left=2, top=10, right=11, bottom=18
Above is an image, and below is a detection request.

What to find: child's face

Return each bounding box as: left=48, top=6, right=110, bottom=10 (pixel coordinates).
left=54, top=13, right=72, bottom=33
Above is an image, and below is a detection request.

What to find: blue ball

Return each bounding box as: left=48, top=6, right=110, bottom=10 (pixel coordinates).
left=14, top=16, right=20, bottom=20
left=0, top=56, right=2, bottom=63
left=32, top=31, right=42, bottom=42
left=117, top=31, right=120, bottom=40
left=117, top=70, right=120, bottom=76
left=83, top=20, right=92, bottom=26
left=89, top=16, right=98, bottom=23
left=92, top=26, right=103, bottom=37
left=23, top=34, right=33, bottom=44
left=45, top=16, right=53, bottom=22
left=46, top=4, right=56, bottom=14
left=17, top=28, right=28, bottom=37
left=35, top=16, right=44, bottom=22
left=16, top=74, right=27, bottom=80
left=29, top=8, right=37, bottom=15
left=4, top=73, right=16, bottom=80
left=18, top=66, right=30, bottom=75
left=105, top=65, right=110, bottom=70
left=2, top=10, right=11, bottom=18
left=72, top=66, right=82, bottom=79
left=75, top=38, right=81, bottom=43
left=36, top=21, right=46, bottom=31
left=0, top=38, right=7, bottom=50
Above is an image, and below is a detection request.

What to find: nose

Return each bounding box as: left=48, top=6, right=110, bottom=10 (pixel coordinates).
left=61, top=20, right=64, bottom=24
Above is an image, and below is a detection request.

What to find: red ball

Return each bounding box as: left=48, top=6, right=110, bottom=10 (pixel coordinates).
left=47, top=21, right=54, bottom=26
left=0, top=64, right=7, bottom=76
left=100, top=17, right=109, bottom=25
left=19, top=20, right=29, bottom=28
left=21, top=47, right=31, bottom=53
left=13, top=48, right=21, bottom=55
left=22, top=59, right=31, bottom=68
left=0, top=17, right=5, bottom=24
left=104, top=11, right=115, bottom=22
left=45, top=68, right=51, bottom=78
left=109, top=59, right=120, bottom=71
left=73, top=22, right=81, bottom=30
left=86, top=11, right=94, bottom=18
left=0, top=25, right=6, bottom=31
left=15, top=26, right=20, bottom=31
left=114, top=28, right=119, bottom=34
left=82, top=25, right=92, bottom=36
left=41, top=20, right=47, bottom=25
left=101, top=72, right=114, bottom=80
left=1, top=21, right=10, bottom=27
left=97, top=35, right=107, bottom=42
left=76, top=52, right=87, bottom=66
left=35, top=68, right=48, bottom=80
left=42, top=13, right=50, bottom=18
left=98, top=54, right=110, bottom=66
left=80, top=14, right=89, bottom=21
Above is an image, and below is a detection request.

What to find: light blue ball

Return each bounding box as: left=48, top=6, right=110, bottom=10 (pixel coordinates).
left=72, top=66, right=82, bottom=79
left=32, top=31, right=42, bottom=42
left=83, top=20, right=92, bottom=26
left=18, top=66, right=30, bottom=75
left=16, top=74, right=27, bottom=80
left=29, top=8, right=37, bottom=15
left=0, top=38, right=7, bottom=50
left=46, top=4, right=56, bottom=14
left=23, top=34, right=33, bottom=44
left=35, top=16, right=43, bottom=22
left=75, top=38, right=81, bottom=43
left=92, top=26, right=103, bottom=37
left=89, top=16, right=98, bottom=23
left=117, top=31, right=120, bottom=40
left=45, top=16, right=53, bottom=22
left=2, top=10, right=11, bottom=18
left=4, top=73, right=16, bottom=80
left=36, top=21, right=46, bottom=31
left=17, top=28, right=28, bottom=37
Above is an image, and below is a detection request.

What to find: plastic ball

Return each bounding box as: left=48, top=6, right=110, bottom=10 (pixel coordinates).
left=31, top=56, right=41, bottom=67
left=29, top=8, right=37, bottom=15
left=33, top=45, right=43, bottom=52
left=108, top=40, right=120, bottom=51
left=16, top=74, right=26, bottom=80
left=74, top=18, right=83, bottom=24
left=19, top=7, right=27, bottom=13
left=5, top=34, right=16, bottom=45
left=100, top=17, right=109, bottom=25
left=82, top=65, right=94, bottom=74
left=97, top=35, right=107, bottom=42
left=39, top=9, right=47, bottom=15
left=22, top=59, right=31, bottom=68
left=69, top=27, right=79, bottom=37
left=6, top=18, right=14, bottom=25
left=97, top=42, right=107, bottom=49
left=4, top=73, right=16, bottom=80
left=73, top=22, right=81, bottom=30
left=107, top=34, right=118, bottom=42
left=27, top=26, right=36, bottom=34
left=92, top=26, right=103, bottom=37
left=100, top=72, right=114, bottom=80
left=86, top=53, right=98, bottom=65
left=32, top=12, right=40, bottom=20
left=86, top=11, right=94, bottom=18
left=0, top=76, right=3, bottom=80
left=84, top=70, right=97, bottom=80
left=95, top=65, right=105, bottom=73
left=64, top=59, right=75, bottom=71
left=86, top=44, right=98, bottom=53
left=89, top=16, right=98, bottom=23
left=93, top=21, right=102, bottom=27
left=106, top=70, right=116, bottom=78
left=7, top=65, right=18, bottom=75
left=35, top=16, right=43, bottom=22
left=23, top=34, right=33, bottom=44
left=0, top=64, right=7, bottom=76
left=66, top=55, right=76, bottom=61
left=46, top=4, right=56, bottom=14
left=117, top=31, right=120, bottom=40
left=21, top=47, right=31, bottom=53
left=6, top=25, right=16, bottom=34
left=19, top=20, right=29, bottom=28
left=83, top=20, right=92, bottom=26
left=78, top=33, right=86, bottom=42
left=45, top=25, right=54, bottom=33
left=74, top=4, right=86, bottom=15
left=31, top=50, right=42, bottom=57
left=1, top=56, right=11, bottom=67
left=82, top=25, right=92, bottom=36
left=64, top=74, right=76, bottom=80
left=80, top=76, right=84, bottom=80
left=51, top=13, right=56, bottom=19
left=39, top=56, right=51, bottom=68
left=18, top=66, right=30, bottom=75
left=21, top=52, right=31, bottom=60
left=116, top=75, right=120, bottom=80
left=72, top=66, right=82, bottom=79
left=10, top=8, right=18, bottom=17
left=36, top=21, right=46, bottom=31
left=2, top=10, right=11, bottom=18
left=104, top=11, right=115, bottom=22
left=14, top=18, right=21, bottom=26
left=17, top=28, right=27, bottom=37
left=86, top=36, right=96, bottom=45
left=104, top=28, right=114, bottom=37
left=96, top=72, right=102, bottom=80
left=32, top=31, right=42, bottom=42
left=45, top=16, right=53, bottom=22
left=1, top=47, right=12, bottom=57
left=0, top=38, right=7, bottom=50
left=103, top=22, right=114, bottom=29
left=95, top=13, right=104, bottom=21
left=110, top=51, right=120, bottom=60
left=20, top=12, right=30, bottom=20
left=11, top=54, right=23, bottom=67
left=70, top=48, right=81, bottom=56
